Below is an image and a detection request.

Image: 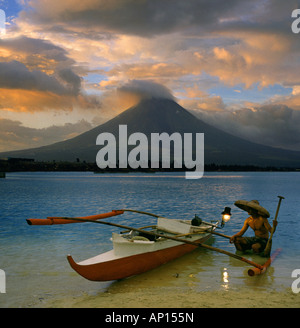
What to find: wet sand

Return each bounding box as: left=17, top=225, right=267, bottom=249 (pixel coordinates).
left=43, top=248, right=300, bottom=308
left=47, top=285, right=298, bottom=308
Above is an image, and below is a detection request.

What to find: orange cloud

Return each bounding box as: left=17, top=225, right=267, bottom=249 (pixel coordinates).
left=0, top=36, right=103, bottom=114
left=179, top=95, right=226, bottom=113
left=0, top=89, right=98, bottom=112
left=266, top=92, right=300, bottom=111
left=195, top=30, right=297, bottom=89
left=108, top=62, right=188, bottom=80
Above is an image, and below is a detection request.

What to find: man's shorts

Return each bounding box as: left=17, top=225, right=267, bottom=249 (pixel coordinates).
left=241, top=236, right=268, bottom=252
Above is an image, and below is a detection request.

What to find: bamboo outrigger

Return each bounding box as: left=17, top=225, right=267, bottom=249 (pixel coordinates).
left=26, top=210, right=124, bottom=225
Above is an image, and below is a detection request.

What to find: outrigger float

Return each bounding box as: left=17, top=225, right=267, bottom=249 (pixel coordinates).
left=27, top=207, right=281, bottom=281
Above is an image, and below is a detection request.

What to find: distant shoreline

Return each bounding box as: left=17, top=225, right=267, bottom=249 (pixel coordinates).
left=1, top=158, right=299, bottom=173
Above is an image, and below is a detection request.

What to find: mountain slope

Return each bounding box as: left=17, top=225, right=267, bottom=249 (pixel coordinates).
left=1, top=98, right=300, bottom=167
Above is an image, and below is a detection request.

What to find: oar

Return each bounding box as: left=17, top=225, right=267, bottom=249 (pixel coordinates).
left=263, top=196, right=284, bottom=256
left=59, top=216, right=264, bottom=270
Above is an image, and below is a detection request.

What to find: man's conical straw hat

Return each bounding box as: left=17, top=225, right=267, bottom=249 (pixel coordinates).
left=234, top=199, right=270, bottom=218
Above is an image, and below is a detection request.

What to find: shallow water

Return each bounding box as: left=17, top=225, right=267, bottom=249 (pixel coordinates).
left=0, top=171, right=299, bottom=307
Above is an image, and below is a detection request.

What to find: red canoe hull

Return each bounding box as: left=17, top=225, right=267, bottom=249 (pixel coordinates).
left=67, top=234, right=211, bottom=281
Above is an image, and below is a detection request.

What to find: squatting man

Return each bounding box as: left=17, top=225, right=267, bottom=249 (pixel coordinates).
left=230, top=200, right=277, bottom=254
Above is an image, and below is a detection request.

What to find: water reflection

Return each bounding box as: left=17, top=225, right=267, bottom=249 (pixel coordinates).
left=221, top=268, right=229, bottom=290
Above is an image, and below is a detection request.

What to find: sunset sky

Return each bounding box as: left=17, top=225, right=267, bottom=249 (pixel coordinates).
left=1, top=0, right=300, bottom=152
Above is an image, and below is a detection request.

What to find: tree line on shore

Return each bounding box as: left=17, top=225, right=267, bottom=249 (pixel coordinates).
left=0, top=158, right=298, bottom=173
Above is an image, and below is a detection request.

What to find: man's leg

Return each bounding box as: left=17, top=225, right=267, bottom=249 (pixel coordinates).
left=252, top=238, right=268, bottom=253
left=252, top=243, right=262, bottom=253
left=234, top=237, right=250, bottom=251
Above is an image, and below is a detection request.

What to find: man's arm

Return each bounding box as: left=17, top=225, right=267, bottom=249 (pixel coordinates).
left=264, top=218, right=277, bottom=233
left=230, top=219, right=249, bottom=243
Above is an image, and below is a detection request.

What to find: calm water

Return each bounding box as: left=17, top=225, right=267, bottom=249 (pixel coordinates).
left=0, top=171, right=299, bottom=307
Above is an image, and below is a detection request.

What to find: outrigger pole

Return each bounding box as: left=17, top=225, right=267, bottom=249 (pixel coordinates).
left=121, top=209, right=162, bottom=218
left=27, top=210, right=124, bottom=225
left=248, top=248, right=282, bottom=276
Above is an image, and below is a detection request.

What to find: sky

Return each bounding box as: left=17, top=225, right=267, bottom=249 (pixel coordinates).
left=1, top=0, right=300, bottom=152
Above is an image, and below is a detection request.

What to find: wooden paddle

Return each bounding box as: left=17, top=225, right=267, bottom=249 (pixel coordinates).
left=263, top=196, right=284, bottom=256
left=58, top=216, right=264, bottom=270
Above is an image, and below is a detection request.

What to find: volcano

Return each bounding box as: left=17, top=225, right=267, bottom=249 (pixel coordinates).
left=1, top=98, right=300, bottom=167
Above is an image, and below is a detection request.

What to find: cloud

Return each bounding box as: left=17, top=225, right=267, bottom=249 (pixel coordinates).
left=180, top=95, right=226, bottom=112
left=0, top=118, right=93, bottom=152
left=0, top=36, right=102, bottom=112
left=206, top=32, right=299, bottom=88
left=0, top=60, right=76, bottom=94
left=14, top=1, right=300, bottom=95
left=0, top=36, right=82, bottom=95
left=177, top=84, right=227, bottom=112
left=191, top=104, right=300, bottom=151
left=0, top=35, right=70, bottom=62
left=108, top=62, right=189, bottom=80
left=118, top=79, right=175, bottom=101
left=58, top=68, right=82, bottom=95
left=267, top=91, right=300, bottom=111
left=18, top=0, right=243, bottom=37
left=0, top=36, right=72, bottom=75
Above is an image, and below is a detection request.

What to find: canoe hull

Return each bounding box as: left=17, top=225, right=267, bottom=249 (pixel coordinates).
left=67, top=234, right=212, bottom=281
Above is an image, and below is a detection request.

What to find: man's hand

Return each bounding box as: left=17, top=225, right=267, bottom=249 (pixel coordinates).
left=272, top=219, right=278, bottom=233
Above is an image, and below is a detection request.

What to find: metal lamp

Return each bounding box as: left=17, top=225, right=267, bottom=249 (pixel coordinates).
left=221, top=207, right=231, bottom=227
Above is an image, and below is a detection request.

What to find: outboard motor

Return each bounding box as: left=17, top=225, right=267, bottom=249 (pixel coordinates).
left=191, top=215, right=202, bottom=226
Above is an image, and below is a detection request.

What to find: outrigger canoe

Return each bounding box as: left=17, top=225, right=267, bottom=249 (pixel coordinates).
left=27, top=207, right=280, bottom=279
left=67, top=216, right=218, bottom=281
left=27, top=210, right=218, bottom=281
